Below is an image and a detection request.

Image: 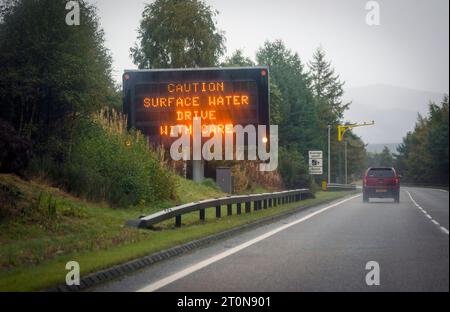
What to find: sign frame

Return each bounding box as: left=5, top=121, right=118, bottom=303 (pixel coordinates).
left=123, top=67, right=270, bottom=146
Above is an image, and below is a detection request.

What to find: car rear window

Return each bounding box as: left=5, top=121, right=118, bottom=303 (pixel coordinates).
left=367, top=168, right=395, bottom=178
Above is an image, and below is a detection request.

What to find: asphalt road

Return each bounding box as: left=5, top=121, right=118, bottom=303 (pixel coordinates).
left=92, top=187, right=449, bottom=292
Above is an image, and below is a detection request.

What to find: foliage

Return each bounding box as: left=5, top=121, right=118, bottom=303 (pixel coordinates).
left=343, top=132, right=367, bottom=180
left=257, top=40, right=319, bottom=154
left=201, top=178, right=220, bottom=191
left=221, top=49, right=255, bottom=67
left=65, top=109, right=176, bottom=207
left=366, top=146, right=395, bottom=168
left=131, top=0, right=226, bottom=69
left=309, top=47, right=350, bottom=123
left=0, top=1, right=176, bottom=207
left=307, top=48, right=364, bottom=183
left=395, top=96, right=449, bottom=185
left=269, top=82, right=283, bottom=125
left=255, top=42, right=365, bottom=185
left=278, top=146, right=312, bottom=188
left=222, top=49, right=283, bottom=127
left=0, top=0, right=117, bottom=160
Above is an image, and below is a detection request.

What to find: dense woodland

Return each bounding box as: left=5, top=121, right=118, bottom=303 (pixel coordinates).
left=1, top=0, right=445, bottom=208
left=394, top=97, right=449, bottom=185
left=365, top=97, right=449, bottom=185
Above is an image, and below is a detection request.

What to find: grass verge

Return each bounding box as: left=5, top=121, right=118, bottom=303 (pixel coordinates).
left=0, top=174, right=356, bottom=291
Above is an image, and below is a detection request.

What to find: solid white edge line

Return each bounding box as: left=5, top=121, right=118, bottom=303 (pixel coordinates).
left=137, top=194, right=362, bottom=292
left=406, top=190, right=449, bottom=236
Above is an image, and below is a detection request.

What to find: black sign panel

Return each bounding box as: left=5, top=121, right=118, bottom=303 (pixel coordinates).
left=123, top=67, right=270, bottom=146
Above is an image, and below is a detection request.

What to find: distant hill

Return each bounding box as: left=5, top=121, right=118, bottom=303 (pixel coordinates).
left=343, top=84, right=445, bottom=144
left=366, top=143, right=400, bottom=154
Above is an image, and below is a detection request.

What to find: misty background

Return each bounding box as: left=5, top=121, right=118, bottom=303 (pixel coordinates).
left=88, top=0, right=449, bottom=146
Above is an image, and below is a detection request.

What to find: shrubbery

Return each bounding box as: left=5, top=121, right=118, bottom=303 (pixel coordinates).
left=31, top=109, right=176, bottom=207
left=278, top=146, right=313, bottom=189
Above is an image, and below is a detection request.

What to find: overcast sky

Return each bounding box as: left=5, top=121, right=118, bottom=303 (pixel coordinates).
left=90, top=0, right=449, bottom=93
left=88, top=0, right=448, bottom=144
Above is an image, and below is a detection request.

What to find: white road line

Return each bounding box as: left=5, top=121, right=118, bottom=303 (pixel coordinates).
left=137, top=194, right=362, bottom=292
left=406, top=191, right=449, bottom=236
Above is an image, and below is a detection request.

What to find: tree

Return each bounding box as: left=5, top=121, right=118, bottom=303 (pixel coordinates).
left=308, top=47, right=358, bottom=183
left=344, top=132, right=367, bottom=180
left=221, top=49, right=254, bottom=67
left=131, top=0, right=226, bottom=69
left=222, top=49, right=282, bottom=125
left=308, top=47, right=350, bottom=124
left=366, top=146, right=394, bottom=168
left=425, top=97, right=449, bottom=185
left=256, top=40, right=318, bottom=152
left=269, top=82, right=283, bottom=125
left=0, top=0, right=116, bottom=159
left=255, top=40, right=321, bottom=187
left=395, top=96, right=449, bottom=185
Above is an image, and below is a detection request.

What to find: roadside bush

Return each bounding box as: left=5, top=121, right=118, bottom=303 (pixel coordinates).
left=67, top=109, right=176, bottom=207
left=31, top=109, right=176, bottom=207
left=279, top=146, right=313, bottom=189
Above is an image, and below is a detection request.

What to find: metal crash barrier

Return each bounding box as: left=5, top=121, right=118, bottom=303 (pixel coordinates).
left=127, top=189, right=314, bottom=229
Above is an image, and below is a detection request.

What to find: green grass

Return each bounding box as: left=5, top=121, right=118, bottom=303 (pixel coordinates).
left=0, top=174, right=356, bottom=291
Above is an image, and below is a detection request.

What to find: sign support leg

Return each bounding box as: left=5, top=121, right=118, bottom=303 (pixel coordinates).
left=193, top=160, right=204, bottom=182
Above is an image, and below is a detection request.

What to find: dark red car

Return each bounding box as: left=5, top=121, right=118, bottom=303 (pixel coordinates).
left=363, top=167, right=400, bottom=203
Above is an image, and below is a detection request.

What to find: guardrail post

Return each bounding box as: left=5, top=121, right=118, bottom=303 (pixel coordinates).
left=237, top=203, right=242, bottom=215
left=263, top=199, right=268, bottom=209
left=200, top=209, right=205, bottom=221
left=269, top=198, right=272, bottom=208
left=216, top=205, right=221, bottom=218
left=245, top=202, right=251, bottom=213
left=227, top=204, right=232, bottom=216
left=175, top=215, right=181, bottom=227
left=274, top=197, right=277, bottom=207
